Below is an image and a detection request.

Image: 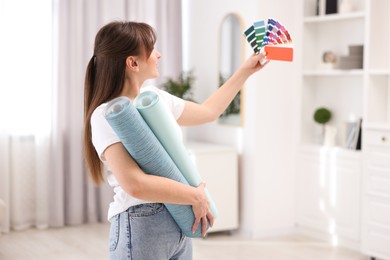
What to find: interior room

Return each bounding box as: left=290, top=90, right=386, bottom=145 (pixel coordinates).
left=0, top=0, right=388, bottom=259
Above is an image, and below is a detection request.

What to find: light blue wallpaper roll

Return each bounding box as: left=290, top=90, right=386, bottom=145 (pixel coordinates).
left=134, top=91, right=218, bottom=219
left=104, top=96, right=208, bottom=238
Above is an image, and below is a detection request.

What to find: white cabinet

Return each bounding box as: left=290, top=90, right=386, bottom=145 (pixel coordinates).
left=296, top=145, right=362, bottom=248
left=186, top=141, right=239, bottom=233
left=362, top=128, right=390, bottom=260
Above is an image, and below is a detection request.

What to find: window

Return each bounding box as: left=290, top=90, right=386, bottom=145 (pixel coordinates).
left=0, top=0, right=52, bottom=135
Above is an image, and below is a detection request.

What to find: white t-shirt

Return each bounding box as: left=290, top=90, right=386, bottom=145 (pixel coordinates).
left=90, top=86, right=185, bottom=221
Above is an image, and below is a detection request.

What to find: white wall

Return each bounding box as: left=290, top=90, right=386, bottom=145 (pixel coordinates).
left=183, top=0, right=302, bottom=238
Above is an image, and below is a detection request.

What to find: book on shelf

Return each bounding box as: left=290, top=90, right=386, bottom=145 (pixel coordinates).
left=345, top=118, right=362, bottom=150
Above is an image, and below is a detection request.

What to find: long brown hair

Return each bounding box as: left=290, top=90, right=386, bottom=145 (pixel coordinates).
left=84, top=21, right=156, bottom=184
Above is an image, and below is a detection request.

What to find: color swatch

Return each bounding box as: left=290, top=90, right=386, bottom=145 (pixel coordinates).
left=244, top=25, right=260, bottom=54
left=244, top=18, right=293, bottom=62
left=264, top=45, right=293, bottom=62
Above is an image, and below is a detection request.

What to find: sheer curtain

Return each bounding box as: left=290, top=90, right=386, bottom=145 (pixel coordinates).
left=0, top=0, right=53, bottom=232
left=0, top=0, right=182, bottom=233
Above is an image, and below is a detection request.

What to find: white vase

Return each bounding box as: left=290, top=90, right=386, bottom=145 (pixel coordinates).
left=323, top=125, right=337, bottom=146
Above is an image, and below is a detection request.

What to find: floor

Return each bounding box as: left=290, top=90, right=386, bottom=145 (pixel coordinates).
left=0, top=223, right=369, bottom=260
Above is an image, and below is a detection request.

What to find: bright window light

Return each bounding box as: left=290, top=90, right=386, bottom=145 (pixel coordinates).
left=0, top=0, right=52, bottom=135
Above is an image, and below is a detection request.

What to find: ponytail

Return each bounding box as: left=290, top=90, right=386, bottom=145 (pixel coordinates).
left=84, top=56, right=104, bottom=185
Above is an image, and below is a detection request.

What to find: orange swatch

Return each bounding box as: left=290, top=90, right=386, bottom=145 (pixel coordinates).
left=264, top=45, right=293, bottom=62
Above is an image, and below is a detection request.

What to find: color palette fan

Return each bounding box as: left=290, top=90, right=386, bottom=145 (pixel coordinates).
left=244, top=18, right=293, bottom=62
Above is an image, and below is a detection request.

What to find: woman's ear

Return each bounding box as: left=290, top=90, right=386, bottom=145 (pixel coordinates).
left=126, top=56, right=139, bottom=71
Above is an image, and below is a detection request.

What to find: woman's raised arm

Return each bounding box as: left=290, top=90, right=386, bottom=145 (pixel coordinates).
left=177, top=52, right=268, bottom=126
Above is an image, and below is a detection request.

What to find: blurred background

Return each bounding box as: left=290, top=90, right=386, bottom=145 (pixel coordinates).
left=0, top=0, right=388, bottom=259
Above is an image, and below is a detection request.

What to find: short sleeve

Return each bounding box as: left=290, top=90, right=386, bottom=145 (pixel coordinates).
left=90, top=104, right=120, bottom=161
left=141, top=86, right=185, bottom=120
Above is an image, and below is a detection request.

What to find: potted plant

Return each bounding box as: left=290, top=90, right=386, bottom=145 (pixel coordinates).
left=219, top=73, right=241, bottom=118
left=313, top=107, right=332, bottom=143
left=161, top=71, right=195, bottom=101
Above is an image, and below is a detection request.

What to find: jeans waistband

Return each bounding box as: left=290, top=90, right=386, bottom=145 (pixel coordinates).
left=127, top=203, right=164, bottom=215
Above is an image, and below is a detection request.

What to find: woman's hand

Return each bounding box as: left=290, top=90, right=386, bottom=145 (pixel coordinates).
left=241, top=52, right=269, bottom=75
left=191, top=182, right=214, bottom=237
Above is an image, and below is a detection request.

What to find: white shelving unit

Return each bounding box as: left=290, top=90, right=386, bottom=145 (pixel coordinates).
left=297, top=0, right=390, bottom=258
left=361, top=1, right=390, bottom=259
left=301, top=0, right=365, bottom=146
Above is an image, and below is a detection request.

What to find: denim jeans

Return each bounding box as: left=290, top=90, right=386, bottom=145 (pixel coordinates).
left=109, top=203, right=192, bottom=260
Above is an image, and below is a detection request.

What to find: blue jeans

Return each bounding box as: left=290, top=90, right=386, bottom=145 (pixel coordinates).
left=109, top=203, right=192, bottom=260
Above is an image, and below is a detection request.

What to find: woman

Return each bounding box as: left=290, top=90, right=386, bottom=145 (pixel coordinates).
left=84, top=21, right=268, bottom=260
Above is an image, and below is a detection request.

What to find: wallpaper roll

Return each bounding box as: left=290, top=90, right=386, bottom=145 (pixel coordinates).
left=104, top=96, right=208, bottom=238
left=134, top=91, right=218, bottom=218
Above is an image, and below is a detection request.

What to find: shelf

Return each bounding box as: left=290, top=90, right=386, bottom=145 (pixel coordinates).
left=303, top=69, right=364, bottom=76
left=364, top=122, right=390, bottom=131
left=368, top=70, right=390, bottom=76
left=299, top=143, right=362, bottom=156
left=304, top=12, right=365, bottom=23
